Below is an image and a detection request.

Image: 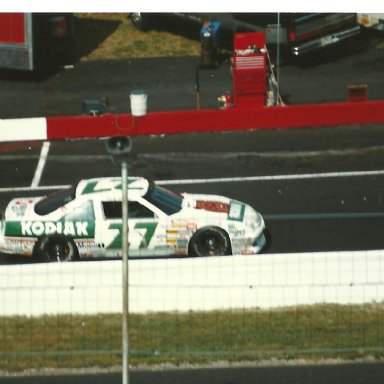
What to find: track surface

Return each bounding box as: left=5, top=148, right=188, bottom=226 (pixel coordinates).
left=1, top=128, right=384, bottom=258
left=1, top=362, right=384, bottom=384
left=1, top=36, right=384, bottom=382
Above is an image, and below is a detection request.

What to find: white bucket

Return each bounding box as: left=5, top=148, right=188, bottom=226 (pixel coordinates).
left=130, top=89, right=147, bottom=117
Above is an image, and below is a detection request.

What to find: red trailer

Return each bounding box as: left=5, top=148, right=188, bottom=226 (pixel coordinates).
left=0, top=13, right=74, bottom=71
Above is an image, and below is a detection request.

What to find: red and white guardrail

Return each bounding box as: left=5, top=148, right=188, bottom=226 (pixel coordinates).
left=2, top=99, right=384, bottom=143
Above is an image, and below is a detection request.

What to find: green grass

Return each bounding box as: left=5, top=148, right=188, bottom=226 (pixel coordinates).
left=1, top=304, right=384, bottom=372
left=74, top=13, right=201, bottom=62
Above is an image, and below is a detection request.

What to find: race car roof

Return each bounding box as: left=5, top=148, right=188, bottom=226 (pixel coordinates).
left=76, top=177, right=149, bottom=199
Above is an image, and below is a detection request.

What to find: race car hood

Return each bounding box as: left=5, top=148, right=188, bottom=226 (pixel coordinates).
left=4, top=197, right=43, bottom=220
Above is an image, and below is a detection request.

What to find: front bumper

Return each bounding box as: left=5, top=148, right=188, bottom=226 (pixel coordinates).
left=239, top=232, right=266, bottom=255
left=0, top=221, right=6, bottom=253
left=291, top=25, right=361, bottom=56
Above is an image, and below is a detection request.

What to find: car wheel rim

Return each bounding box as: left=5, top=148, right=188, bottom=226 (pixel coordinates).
left=49, top=241, right=70, bottom=262
left=201, top=234, right=222, bottom=256
left=131, top=13, right=142, bottom=25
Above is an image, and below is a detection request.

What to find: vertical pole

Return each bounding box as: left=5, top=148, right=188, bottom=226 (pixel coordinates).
left=121, top=160, right=129, bottom=384
left=276, top=12, right=280, bottom=104
left=195, top=65, right=201, bottom=109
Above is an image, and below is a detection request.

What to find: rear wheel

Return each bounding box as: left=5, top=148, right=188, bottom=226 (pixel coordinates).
left=188, top=227, right=231, bottom=257
left=35, top=235, right=79, bottom=262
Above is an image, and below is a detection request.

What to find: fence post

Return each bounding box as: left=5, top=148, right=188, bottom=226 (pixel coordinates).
left=106, top=136, right=132, bottom=384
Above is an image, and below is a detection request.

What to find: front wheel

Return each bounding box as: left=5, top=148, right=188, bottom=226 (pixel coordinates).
left=129, top=13, right=154, bottom=31
left=35, top=235, right=79, bottom=262
left=188, top=227, right=231, bottom=257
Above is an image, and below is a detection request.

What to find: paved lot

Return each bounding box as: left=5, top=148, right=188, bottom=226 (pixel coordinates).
left=0, top=34, right=383, bottom=119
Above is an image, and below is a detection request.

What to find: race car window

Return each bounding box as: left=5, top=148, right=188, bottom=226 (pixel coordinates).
left=102, top=201, right=154, bottom=219
left=144, top=182, right=183, bottom=215
left=34, top=186, right=76, bottom=216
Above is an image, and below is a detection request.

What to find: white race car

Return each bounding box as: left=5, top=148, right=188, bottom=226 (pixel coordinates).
left=0, top=177, right=266, bottom=262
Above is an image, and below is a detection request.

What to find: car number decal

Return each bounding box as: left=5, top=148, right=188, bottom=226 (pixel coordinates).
left=107, top=222, right=158, bottom=249
left=81, top=179, right=144, bottom=195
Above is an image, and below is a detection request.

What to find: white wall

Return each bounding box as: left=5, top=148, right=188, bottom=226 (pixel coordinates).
left=1, top=250, right=383, bottom=316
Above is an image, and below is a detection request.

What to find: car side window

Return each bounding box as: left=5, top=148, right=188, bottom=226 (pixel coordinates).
left=64, top=200, right=95, bottom=221
left=102, top=201, right=154, bottom=219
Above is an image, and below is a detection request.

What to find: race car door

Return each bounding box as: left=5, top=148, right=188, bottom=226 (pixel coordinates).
left=100, top=200, right=163, bottom=258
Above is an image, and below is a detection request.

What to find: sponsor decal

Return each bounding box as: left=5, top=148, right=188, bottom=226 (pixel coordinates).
left=228, top=224, right=245, bottom=237
left=175, top=248, right=188, bottom=255
left=166, top=228, right=179, bottom=234
left=171, top=221, right=197, bottom=232
left=4, top=221, right=94, bottom=238
left=228, top=201, right=245, bottom=222
left=240, top=249, right=257, bottom=255
left=165, top=228, right=190, bottom=250
left=76, top=240, right=103, bottom=249
left=187, top=223, right=197, bottom=232
left=176, top=238, right=188, bottom=247
left=5, top=238, right=35, bottom=252
left=170, top=220, right=188, bottom=228
left=196, top=200, right=229, bottom=213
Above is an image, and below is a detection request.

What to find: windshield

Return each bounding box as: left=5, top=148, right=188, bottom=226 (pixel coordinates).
left=34, top=186, right=76, bottom=216
left=144, top=182, right=183, bottom=215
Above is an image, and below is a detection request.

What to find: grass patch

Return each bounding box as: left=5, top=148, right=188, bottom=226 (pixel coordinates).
left=74, top=13, right=201, bottom=62
left=1, top=304, right=384, bottom=372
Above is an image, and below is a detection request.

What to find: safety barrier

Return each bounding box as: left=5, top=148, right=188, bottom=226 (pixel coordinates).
left=1, top=99, right=384, bottom=143
left=1, top=250, right=383, bottom=317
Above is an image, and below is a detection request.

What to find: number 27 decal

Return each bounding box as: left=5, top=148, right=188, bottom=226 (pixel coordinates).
left=107, top=222, right=158, bottom=249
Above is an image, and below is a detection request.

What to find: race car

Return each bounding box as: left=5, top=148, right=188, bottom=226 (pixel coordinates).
left=0, top=177, right=266, bottom=262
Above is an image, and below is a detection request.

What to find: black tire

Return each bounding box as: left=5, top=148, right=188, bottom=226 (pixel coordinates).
left=129, top=13, right=154, bottom=31
left=35, top=235, right=79, bottom=262
left=188, top=227, right=231, bottom=257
